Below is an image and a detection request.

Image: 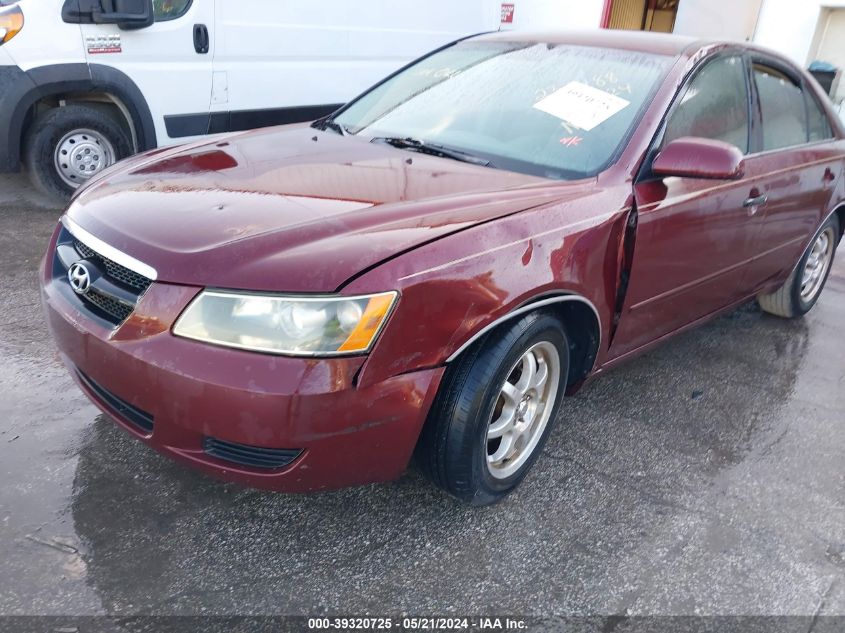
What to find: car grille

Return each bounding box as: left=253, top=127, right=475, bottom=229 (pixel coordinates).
left=53, top=225, right=153, bottom=327
left=74, top=240, right=152, bottom=292
left=83, top=287, right=135, bottom=322
left=77, top=370, right=154, bottom=434
left=203, top=437, right=302, bottom=470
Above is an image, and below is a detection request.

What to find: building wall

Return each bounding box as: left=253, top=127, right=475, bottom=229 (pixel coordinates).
left=505, top=0, right=605, bottom=31
left=504, top=0, right=763, bottom=41
left=754, top=0, right=845, bottom=64
left=508, top=0, right=762, bottom=39
left=674, top=0, right=762, bottom=40
left=498, top=0, right=838, bottom=73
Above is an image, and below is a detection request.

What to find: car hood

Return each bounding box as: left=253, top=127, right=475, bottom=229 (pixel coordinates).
left=66, top=126, right=597, bottom=292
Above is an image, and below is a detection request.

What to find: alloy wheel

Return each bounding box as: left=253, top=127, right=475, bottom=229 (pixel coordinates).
left=800, top=227, right=835, bottom=303
left=486, top=341, right=561, bottom=480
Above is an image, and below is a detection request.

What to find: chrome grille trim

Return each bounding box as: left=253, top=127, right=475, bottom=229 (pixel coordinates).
left=53, top=223, right=154, bottom=327
left=61, top=215, right=158, bottom=281
left=74, top=240, right=152, bottom=292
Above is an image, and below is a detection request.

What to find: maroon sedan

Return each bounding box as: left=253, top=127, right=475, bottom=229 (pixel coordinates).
left=41, top=31, right=843, bottom=505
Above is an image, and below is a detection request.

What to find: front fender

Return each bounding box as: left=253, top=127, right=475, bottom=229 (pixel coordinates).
left=344, top=188, right=632, bottom=388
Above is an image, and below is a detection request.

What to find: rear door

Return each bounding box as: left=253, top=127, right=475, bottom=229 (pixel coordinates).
left=79, top=0, right=214, bottom=146
left=738, top=59, right=843, bottom=292
left=608, top=54, right=761, bottom=359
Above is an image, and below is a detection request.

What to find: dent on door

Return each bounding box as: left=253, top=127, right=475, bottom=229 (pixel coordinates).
left=607, top=174, right=762, bottom=360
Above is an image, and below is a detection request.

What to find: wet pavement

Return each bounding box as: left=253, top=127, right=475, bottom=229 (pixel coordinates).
left=1, top=172, right=844, bottom=618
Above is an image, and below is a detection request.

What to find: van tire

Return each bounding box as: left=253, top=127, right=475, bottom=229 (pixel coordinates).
left=23, top=105, right=132, bottom=201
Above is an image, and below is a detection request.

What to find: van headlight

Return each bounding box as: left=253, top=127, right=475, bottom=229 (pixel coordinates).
left=172, top=290, right=398, bottom=356
left=0, top=5, right=24, bottom=46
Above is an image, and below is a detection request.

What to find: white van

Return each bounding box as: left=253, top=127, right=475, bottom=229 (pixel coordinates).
left=0, top=0, right=500, bottom=197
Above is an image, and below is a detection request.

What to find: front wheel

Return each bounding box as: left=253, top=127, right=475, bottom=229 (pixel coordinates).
left=23, top=105, right=132, bottom=200
left=416, top=311, right=569, bottom=505
left=758, top=214, right=840, bottom=318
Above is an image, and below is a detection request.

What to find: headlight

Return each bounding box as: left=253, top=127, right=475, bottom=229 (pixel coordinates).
left=0, top=5, right=23, bottom=46
left=172, top=290, right=398, bottom=356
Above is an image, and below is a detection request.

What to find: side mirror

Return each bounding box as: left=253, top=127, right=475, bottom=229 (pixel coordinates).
left=95, top=0, right=153, bottom=30
left=652, top=137, right=745, bottom=180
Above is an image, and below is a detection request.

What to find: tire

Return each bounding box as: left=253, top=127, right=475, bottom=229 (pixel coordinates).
left=758, top=214, right=840, bottom=318
left=23, top=105, right=132, bottom=201
left=416, top=311, right=569, bottom=505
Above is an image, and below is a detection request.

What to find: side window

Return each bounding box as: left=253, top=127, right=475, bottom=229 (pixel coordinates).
left=806, top=91, right=834, bottom=142
left=664, top=56, right=749, bottom=153
left=153, top=0, right=191, bottom=22
left=753, top=64, right=808, bottom=151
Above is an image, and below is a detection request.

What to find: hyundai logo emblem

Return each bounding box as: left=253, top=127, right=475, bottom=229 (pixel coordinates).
left=68, top=262, right=92, bottom=295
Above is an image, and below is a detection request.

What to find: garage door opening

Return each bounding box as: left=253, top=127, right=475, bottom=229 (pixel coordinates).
left=601, top=0, right=680, bottom=33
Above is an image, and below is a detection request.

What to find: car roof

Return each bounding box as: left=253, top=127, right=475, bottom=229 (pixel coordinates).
left=473, top=29, right=725, bottom=59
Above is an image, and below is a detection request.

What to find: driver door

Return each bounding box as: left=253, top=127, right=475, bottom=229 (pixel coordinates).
left=608, top=54, right=761, bottom=360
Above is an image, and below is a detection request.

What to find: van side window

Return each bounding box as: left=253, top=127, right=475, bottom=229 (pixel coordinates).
left=153, top=0, right=191, bottom=21
left=806, top=91, right=834, bottom=142
left=753, top=64, right=809, bottom=150
left=663, top=56, right=749, bottom=153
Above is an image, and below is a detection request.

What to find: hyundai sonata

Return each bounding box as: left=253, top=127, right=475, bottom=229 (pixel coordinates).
left=41, top=30, right=843, bottom=504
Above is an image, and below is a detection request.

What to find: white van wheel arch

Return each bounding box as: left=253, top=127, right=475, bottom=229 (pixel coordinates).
left=23, top=104, right=132, bottom=200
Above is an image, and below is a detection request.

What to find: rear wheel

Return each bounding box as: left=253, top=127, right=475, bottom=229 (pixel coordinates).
left=23, top=105, right=132, bottom=200
left=758, top=215, right=840, bottom=318
left=416, top=311, right=569, bottom=505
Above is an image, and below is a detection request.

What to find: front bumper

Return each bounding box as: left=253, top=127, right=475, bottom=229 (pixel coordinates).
left=40, top=234, right=444, bottom=493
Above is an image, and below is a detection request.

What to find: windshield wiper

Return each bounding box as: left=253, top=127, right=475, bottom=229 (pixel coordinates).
left=312, top=117, right=348, bottom=136
left=370, top=136, right=491, bottom=167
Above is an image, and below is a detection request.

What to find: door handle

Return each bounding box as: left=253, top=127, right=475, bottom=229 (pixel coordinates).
left=193, top=23, right=209, bottom=54
left=823, top=167, right=836, bottom=187
left=743, top=193, right=768, bottom=213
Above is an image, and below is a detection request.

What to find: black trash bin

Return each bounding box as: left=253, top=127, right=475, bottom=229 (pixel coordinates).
left=809, top=60, right=840, bottom=97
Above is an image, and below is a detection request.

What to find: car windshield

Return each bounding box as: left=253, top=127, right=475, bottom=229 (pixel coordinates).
left=333, top=40, right=672, bottom=180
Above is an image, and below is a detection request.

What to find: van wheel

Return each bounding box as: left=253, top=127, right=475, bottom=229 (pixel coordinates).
left=758, top=215, right=840, bottom=318
left=416, top=311, right=569, bottom=505
left=24, top=105, right=132, bottom=200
